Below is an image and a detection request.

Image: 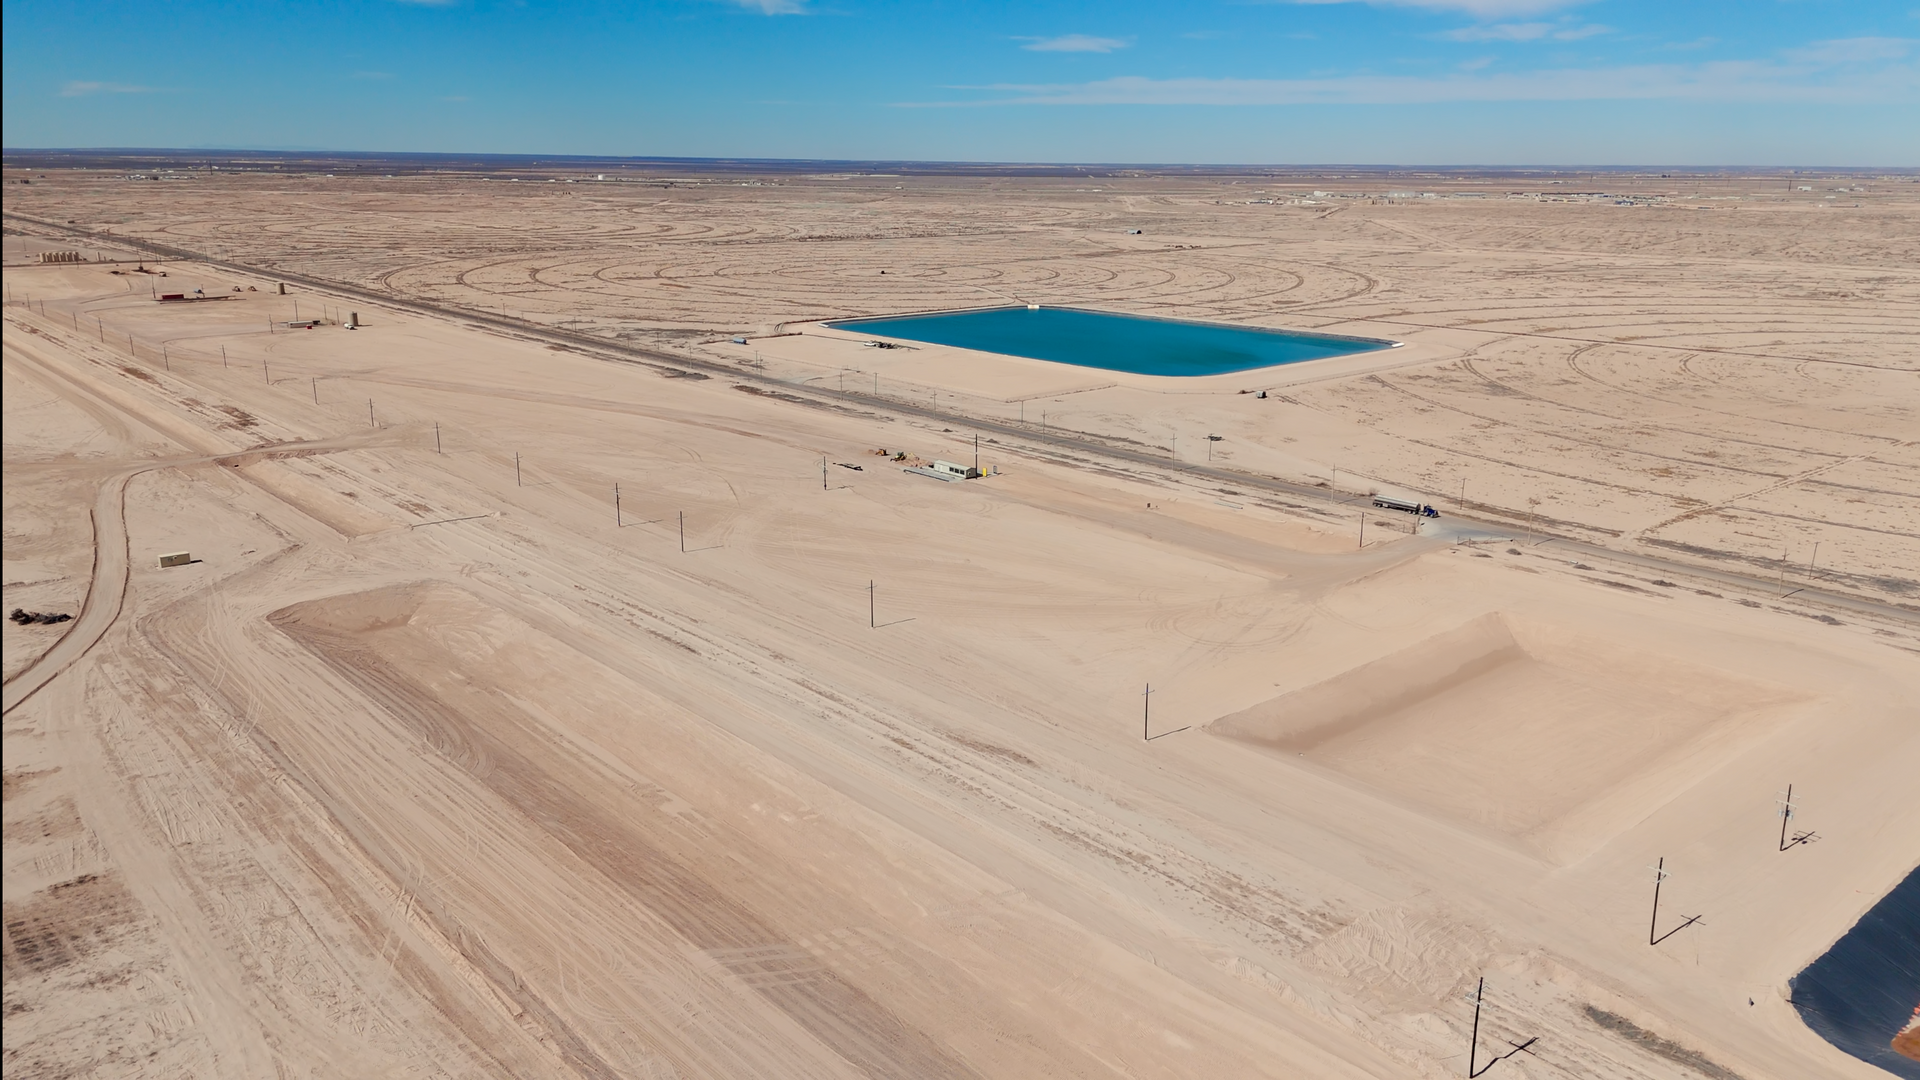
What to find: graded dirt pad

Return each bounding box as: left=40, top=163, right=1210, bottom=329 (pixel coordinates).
left=1211, top=613, right=1810, bottom=858
left=2, top=161, right=1918, bottom=1080
left=265, top=583, right=982, bottom=1080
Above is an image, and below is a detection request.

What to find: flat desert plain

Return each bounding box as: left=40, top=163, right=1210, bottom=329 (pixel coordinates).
left=2, top=163, right=1917, bottom=1079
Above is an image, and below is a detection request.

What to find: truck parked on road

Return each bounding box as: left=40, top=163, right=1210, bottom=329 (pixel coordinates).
left=1373, top=495, right=1440, bottom=518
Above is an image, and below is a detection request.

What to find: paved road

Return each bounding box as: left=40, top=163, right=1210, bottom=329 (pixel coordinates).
left=11, top=211, right=1912, bottom=627
left=867, top=399, right=1919, bottom=625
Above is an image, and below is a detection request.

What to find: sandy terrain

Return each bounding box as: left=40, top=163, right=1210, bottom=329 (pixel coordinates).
left=3, top=164, right=1917, bottom=1079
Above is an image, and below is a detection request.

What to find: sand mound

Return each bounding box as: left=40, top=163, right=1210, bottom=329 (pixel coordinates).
left=267, top=583, right=984, bottom=1080
left=1209, top=613, right=1808, bottom=860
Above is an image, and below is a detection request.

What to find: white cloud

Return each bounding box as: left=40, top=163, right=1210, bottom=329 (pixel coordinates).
left=1442, top=20, right=1608, bottom=42
left=923, top=55, right=1917, bottom=106
left=908, top=31, right=1916, bottom=109
left=719, top=0, right=806, bottom=12
left=1444, top=21, right=1549, bottom=40
left=1019, top=34, right=1130, bottom=53
left=1552, top=22, right=1608, bottom=40
left=1784, top=36, right=1913, bottom=64
left=1286, top=0, right=1589, bottom=18
left=60, top=81, right=155, bottom=97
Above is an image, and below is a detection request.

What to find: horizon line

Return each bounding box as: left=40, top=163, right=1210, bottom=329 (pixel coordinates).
left=4, top=148, right=1915, bottom=173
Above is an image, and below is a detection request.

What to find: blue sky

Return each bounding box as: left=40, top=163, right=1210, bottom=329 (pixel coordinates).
left=3, top=0, right=1915, bottom=164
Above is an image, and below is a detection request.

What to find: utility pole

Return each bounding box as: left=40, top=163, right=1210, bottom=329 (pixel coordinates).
left=1645, top=859, right=1700, bottom=944
left=1649, top=857, right=1667, bottom=946
left=679, top=511, right=685, bottom=553
left=974, top=434, right=980, bottom=473
left=1466, top=979, right=1538, bottom=1077
left=312, top=377, right=318, bottom=404
left=1779, top=785, right=1795, bottom=852
left=869, top=581, right=875, bottom=628
left=1469, top=978, right=1484, bottom=1078
left=515, top=452, right=522, bottom=486
left=1775, top=786, right=1818, bottom=851
left=822, top=456, right=828, bottom=491
left=1143, top=683, right=1153, bottom=741
left=434, top=422, right=441, bottom=454
left=1359, top=511, right=1366, bottom=548
left=222, top=345, right=228, bottom=368
left=615, top=484, right=622, bottom=527
left=368, top=398, right=375, bottom=427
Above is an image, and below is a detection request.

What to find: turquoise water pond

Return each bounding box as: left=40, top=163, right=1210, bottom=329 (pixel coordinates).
left=825, top=306, right=1392, bottom=377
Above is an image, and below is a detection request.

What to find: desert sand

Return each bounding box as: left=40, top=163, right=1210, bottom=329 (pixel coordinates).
left=3, top=161, right=1917, bottom=1079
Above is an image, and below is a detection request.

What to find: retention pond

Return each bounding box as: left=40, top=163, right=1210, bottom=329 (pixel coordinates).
left=1790, top=864, right=1920, bottom=1078
left=825, top=306, right=1393, bottom=377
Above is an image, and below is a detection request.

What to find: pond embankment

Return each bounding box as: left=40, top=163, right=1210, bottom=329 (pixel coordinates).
left=1791, top=865, right=1920, bottom=1078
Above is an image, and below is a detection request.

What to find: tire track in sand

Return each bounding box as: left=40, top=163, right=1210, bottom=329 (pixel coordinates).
left=271, top=596, right=985, bottom=1080
left=0, top=331, right=394, bottom=715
